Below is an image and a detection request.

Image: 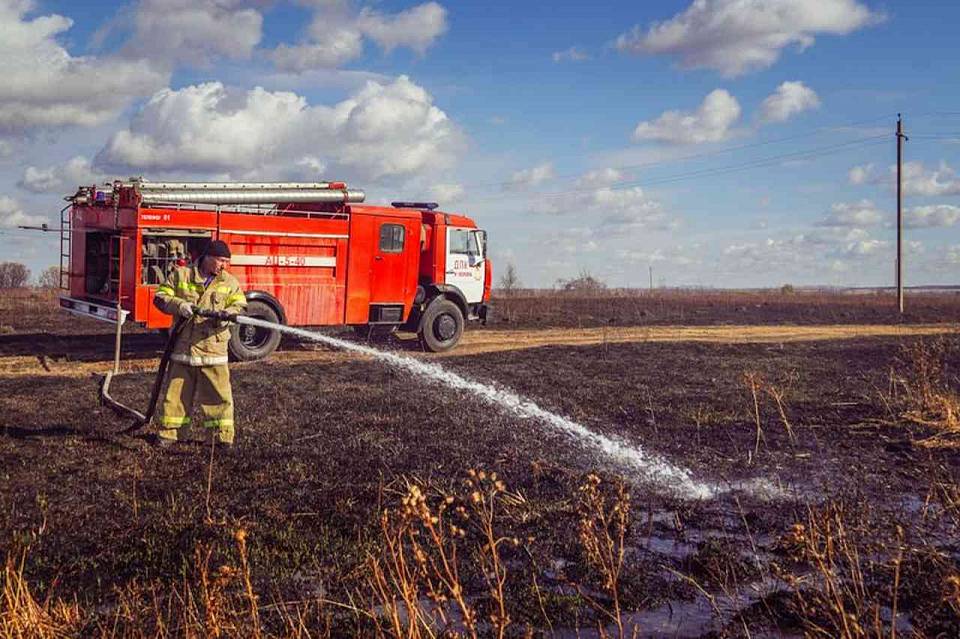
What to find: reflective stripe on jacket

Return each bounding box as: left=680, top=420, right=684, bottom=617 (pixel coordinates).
left=153, top=262, right=248, bottom=366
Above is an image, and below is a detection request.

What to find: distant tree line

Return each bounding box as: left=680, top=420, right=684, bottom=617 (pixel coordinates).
left=0, top=262, right=60, bottom=288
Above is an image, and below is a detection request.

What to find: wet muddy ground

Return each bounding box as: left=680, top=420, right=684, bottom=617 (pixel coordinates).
left=1, top=290, right=959, bottom=636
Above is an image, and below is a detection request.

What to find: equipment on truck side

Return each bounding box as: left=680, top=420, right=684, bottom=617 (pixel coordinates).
left=58, top=179, right=491, bottom=358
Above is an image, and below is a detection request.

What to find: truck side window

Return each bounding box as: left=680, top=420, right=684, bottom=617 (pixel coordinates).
left=379, top=224, right=405, bottom=253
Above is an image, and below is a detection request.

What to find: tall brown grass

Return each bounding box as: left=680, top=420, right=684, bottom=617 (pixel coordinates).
left=887, top=337, right=960, bottom=448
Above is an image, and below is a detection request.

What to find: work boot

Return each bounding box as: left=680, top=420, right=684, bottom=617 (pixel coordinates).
left=155, top=435, right=177, bottom=449
left=205, top=432, right=234, bottom=450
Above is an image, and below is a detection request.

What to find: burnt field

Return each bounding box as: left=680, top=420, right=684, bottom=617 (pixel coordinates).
left=2, top=289, right=960, bottom=637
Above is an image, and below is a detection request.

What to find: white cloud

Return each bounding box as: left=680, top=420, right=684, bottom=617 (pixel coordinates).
left=530, top=185, right=675, bottom=236
left=900, top=161, right=960, bottom=197
left=906, top=205, right=960, bottom=229
left=95, top=76, right=464, bottom=181
left=269, top=28, right=364, bottom=71
left=632, top=89, right=740, bottom=144
left=552, top=47, right=590, bottom=63
left=575, top=168, right=624, bottom=188
left=759, top=81, right=820, bottom=123
left=426, top=183, right=465, bottom=204
left=506, top=162, right=555, bottom=190
left=818, top=199, right=884, bottom=227
left=121, top=0, right=263, bottom=67
left=615, top=0, right=882, bottom=77
left=722, top=227, right=888, bottom=271
left=266, top=2, right=446, bottom=73
left=18, top=156, right=102, bottom=194
left=0, top=0, right=168, bottom=135
left=357, top=2, right=448, bottom=54
left=848, top=163, right=874, bottom=185
left=0, top=196, right=46, bottom=228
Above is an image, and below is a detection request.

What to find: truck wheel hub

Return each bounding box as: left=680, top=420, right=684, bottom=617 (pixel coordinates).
left=436, top=314, right=456, bottom=340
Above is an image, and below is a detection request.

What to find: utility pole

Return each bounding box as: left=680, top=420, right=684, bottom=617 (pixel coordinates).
left=896, top=114, right=908, bottom=313
left=649, top=265, right=653, bottom=291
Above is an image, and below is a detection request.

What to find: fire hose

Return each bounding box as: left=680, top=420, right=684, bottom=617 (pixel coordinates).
left=100, top=308, right=259, bottom=434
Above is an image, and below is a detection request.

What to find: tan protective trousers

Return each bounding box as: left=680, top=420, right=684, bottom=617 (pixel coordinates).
left=159, top=362, right=235, bottom=444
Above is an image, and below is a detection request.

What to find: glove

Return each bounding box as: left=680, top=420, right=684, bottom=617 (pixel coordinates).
left=177, top=301, right=196, bottom=319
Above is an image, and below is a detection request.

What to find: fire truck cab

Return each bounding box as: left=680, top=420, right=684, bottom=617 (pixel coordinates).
left=59, top=180, right=491, bottom=358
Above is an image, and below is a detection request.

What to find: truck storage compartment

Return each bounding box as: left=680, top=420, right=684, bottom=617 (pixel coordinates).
left=140, top=230, right=211, bottom=285
left=84, top=232, right=119, bottom=297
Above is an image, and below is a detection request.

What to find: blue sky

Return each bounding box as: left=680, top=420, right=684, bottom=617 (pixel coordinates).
left=1, top=0, right=958, bottom=288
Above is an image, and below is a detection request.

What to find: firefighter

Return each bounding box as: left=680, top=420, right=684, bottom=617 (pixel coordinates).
left=153, top=240, right=247, bottom=447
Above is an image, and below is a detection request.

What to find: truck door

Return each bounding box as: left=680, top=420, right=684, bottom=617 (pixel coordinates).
left=445, top=227, right=485, bottom=304
left=369, top=220, right=414, bottom=322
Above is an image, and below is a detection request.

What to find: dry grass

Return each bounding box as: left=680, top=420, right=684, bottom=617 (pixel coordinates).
left=1, top=547, right=82, bottom=638
left=575, top=474, right=630, bottom=639
left=887, top=337, right=960, bottom=448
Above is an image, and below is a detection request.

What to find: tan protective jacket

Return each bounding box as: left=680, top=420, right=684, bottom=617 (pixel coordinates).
left=154, top=263, right=247, bottom=366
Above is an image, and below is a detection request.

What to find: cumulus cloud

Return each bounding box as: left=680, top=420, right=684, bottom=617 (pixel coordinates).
left=18, top=156, right=102, bottom=194
left=357, top=2, right=448, bottom=54
left=759, top=81, right=820, bottom=123
left=0, top=0, right=168, bottom=135
left=269, top=28, right=364, bottom=71
left=900, top=161, right=960, bottom=197
left=506, top=163, right=555, bottom=190
left=906, top=205, right=960, bottom=229
left=426, top=183, right=465, bottom=204
left=552, top=47, right=590, bottom=63
left=530, top=184, right=675, bottom=235
left=615, top=0, right=882, bottom=77
left=632, top=89, right=740, bottom=144
left=818, top=199, right=884, bottom=227
left=848, top=163, right=874, bottom=185
left=723, top=227, right=888, bottom=270
left=575, top=168, right=624, bottom=188
left=0, top=196, right=46, bottom=228
left=95, top=76, right=464, bottom=181
left=119, top=0, right=263, bottom=67
left=270, top=2, right=447, bottom=72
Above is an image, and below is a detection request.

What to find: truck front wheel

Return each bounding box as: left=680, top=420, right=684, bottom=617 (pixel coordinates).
left=418, top=299, right=464, bottom=352
left=229, top=299, right=282, bottom=361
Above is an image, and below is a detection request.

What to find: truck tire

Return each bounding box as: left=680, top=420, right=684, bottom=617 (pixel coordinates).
left=418, top=299, right=464, bottom=352
left=229, top=299, right=282, bottom=361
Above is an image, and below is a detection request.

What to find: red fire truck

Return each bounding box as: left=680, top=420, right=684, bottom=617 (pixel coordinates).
left=59, top=180, right=491, bottom=358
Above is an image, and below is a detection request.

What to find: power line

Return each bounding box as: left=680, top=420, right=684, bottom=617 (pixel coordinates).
left=420, top=112, right=898, bottom=194
left=468, top=134, right=889, bottom=203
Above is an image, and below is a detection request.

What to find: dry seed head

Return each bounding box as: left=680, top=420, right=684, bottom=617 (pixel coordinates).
left=234, top=528, right=247, bottom=543
left=478, top=470, right=487, bottom=481
left=471, top=491, right=482, bottom=504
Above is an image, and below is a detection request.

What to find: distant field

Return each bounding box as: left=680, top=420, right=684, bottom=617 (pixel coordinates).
left=1, top=288, right=959, bottom=637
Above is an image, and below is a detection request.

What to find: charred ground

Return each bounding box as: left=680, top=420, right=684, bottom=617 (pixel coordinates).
left=1, top=289, right=959, bottom=637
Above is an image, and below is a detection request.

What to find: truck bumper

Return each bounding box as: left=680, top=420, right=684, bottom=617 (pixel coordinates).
left=59, top=296, right=129, bottom=325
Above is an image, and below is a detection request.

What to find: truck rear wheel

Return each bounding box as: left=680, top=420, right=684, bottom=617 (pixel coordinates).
left=418, top=299, right=464, bottom=352
left=229, top=299, right=282, bottom=361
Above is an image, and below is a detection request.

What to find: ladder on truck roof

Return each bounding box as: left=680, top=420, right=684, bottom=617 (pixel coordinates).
left=135, top=180, right=366, bottom=206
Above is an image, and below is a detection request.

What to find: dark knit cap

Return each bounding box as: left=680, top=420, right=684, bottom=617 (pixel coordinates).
left=204, top=240, right=231, bottom=258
